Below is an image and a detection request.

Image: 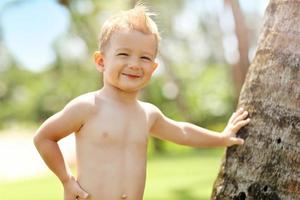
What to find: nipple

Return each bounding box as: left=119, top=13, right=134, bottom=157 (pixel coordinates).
left=121, top=194, right=128, bottom=199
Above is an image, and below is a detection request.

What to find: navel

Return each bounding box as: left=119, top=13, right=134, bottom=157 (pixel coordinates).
left=102, top=132, right=109, bottom=138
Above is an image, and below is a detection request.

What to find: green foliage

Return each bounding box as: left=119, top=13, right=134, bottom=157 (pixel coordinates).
left=0, top=62, right=100, bottom=128
left=0, top=1, right=237, bottom=150
left=144, top=63, right=235, bottom=126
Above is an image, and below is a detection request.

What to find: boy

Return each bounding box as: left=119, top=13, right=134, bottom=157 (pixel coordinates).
left=34, top=4, right=250, bottom=200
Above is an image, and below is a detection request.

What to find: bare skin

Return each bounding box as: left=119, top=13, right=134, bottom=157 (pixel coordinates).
left=34, top=29, right=250, bottom=200
left=75, top=91, right=154, bottom=200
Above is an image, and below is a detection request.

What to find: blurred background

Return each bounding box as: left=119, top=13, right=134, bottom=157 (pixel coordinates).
left=0, top=0, right=268, bottom=199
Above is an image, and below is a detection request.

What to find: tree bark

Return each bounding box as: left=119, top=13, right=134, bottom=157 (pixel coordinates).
left=211, top=0, right=300, bottom=199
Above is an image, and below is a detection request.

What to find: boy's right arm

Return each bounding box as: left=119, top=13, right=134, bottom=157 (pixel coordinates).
left=33, top=97, right=92, bottom=199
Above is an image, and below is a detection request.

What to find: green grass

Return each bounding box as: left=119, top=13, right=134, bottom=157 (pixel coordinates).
left=0, top=149, right=224, bottom=200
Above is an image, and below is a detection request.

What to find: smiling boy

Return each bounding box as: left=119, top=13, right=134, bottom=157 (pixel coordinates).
left=33, top=4, right=250, bottom=200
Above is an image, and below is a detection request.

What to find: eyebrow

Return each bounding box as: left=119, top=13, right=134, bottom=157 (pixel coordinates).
left=115, top=48, right=130, bottom=52
left=142, top=52, right=154, bottom=57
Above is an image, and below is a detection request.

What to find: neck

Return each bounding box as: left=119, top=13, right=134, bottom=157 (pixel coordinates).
left=100, top=84, right=139, bottom=104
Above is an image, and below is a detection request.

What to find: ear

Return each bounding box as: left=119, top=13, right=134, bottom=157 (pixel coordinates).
left=151, top=63, right=158, bottom=74
left=94, top=51, right=105, bottom=72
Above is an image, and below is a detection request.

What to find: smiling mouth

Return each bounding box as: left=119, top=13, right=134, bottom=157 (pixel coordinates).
left=121, top=73, right=141, bottom=78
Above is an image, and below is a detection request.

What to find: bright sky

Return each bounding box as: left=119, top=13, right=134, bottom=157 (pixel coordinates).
left=1, top=0, right=69, bottom=72
left=0, top=0, right=268, bottom=72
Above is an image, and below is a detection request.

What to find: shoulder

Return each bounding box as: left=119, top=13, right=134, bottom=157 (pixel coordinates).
left=138, top=101, right=163, bottom=130
left=62, top=91, right=99, bottom=117
left=35, top=91, right=100, bottom=137
left=138, top=101, right=163, bottom=120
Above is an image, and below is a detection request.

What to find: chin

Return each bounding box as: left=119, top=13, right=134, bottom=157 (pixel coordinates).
left=121, top=87, right=140, bottom=93
left=119, top=84, right=147, bottom=92
left=122, top=84, right=149, bottom=93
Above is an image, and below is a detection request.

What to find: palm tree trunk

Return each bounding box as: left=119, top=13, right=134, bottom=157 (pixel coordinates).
left=211, top=0, right=300, bottom=199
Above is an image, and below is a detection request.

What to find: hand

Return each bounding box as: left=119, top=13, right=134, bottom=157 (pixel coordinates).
left=222, top=107, right=250, bottom=147
left=63, top=176, right=89, bottom=200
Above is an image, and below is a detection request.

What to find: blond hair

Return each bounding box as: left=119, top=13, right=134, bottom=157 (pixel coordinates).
left=99, top=3, right=160, bottom=53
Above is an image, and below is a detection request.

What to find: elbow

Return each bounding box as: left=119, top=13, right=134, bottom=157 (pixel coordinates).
left=33, top=131, right=57, bottom=150
left=179, top=124, right=199, bottom=147
left=178, top=125, right=190, bottom=146
left=33, top=131, right=47, bottom=149
left=33, top=133, right=41, bottom=148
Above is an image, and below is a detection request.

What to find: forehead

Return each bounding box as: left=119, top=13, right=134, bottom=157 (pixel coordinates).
left=107, top=29, right=157, bottom=55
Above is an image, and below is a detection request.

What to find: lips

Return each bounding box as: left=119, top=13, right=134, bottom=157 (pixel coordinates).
left=121, top=73, right=141, bottom=78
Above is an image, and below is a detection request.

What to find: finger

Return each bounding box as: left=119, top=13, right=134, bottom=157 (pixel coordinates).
left=78, top=190, right=89, bottom=199
left=75, top=181, right=89, bottom=199
left=232, top=119, right=250, bottom=133
left=229, top=112, right=236, bottom=123
left=230, top=108, right=244, bottom=123
left=233, top=111, right=248, bottom=125
left=236, top=107, right=244, bottom=115
left=230, top=137, right=244, bottom=146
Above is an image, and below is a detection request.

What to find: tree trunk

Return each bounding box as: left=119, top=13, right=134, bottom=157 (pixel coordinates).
left=211, top=0, right=300, bottom=199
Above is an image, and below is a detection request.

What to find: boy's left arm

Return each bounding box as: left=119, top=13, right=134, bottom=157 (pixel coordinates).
left=150, top=107, right=250, bottom=147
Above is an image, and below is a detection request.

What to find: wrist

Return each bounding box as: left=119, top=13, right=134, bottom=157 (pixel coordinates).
left=60, top=173, right=73, bottom=185
left=220, top=132, right=230, bottom=147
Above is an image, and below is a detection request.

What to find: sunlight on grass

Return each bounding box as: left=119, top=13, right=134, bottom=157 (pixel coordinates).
left=0, top=175, right=62, bottom=200
left=145, top=150, right=223, bottom=200
left=0, top=149, right=224, bottom=200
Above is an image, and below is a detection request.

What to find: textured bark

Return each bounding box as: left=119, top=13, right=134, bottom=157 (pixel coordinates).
left=211, top=0, right=300, bottom=200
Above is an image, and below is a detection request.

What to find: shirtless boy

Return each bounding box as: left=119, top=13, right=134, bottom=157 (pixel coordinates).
left=34, top=4, right=250, bottom=200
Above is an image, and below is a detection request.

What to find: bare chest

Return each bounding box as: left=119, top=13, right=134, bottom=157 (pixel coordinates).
left=77, top=105, right=150, bottom=147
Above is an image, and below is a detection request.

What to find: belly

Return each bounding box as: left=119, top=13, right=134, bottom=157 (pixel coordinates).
left=76, top=146, right=148, bottom=200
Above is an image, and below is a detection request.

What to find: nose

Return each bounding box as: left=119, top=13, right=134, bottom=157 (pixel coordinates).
left=128, top=57, right=141, bottom=70
left=129, top=65, right=141, bottom=71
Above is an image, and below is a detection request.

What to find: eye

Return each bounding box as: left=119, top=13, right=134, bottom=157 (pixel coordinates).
left=117, top=53, right=129, bottom=56
left=141, top=56, right=151, bottom=61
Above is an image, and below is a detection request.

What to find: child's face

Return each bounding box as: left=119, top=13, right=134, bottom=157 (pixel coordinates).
left=95, top=29, right=158, bottom=92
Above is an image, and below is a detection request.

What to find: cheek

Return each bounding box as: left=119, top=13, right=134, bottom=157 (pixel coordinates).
left=104, top=66, right=119, bottom=80
left=106, top=59, right=122, bottom=71
left=144, top=65, right=155, bottom=75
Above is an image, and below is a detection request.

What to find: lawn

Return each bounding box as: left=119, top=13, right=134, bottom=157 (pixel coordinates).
left=0, top=149, right=224, bottom=200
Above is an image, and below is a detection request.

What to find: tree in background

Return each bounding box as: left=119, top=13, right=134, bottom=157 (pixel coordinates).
left=211, top=0, right=300, bottom=199
left=224, top=0, right=250, bottom=97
